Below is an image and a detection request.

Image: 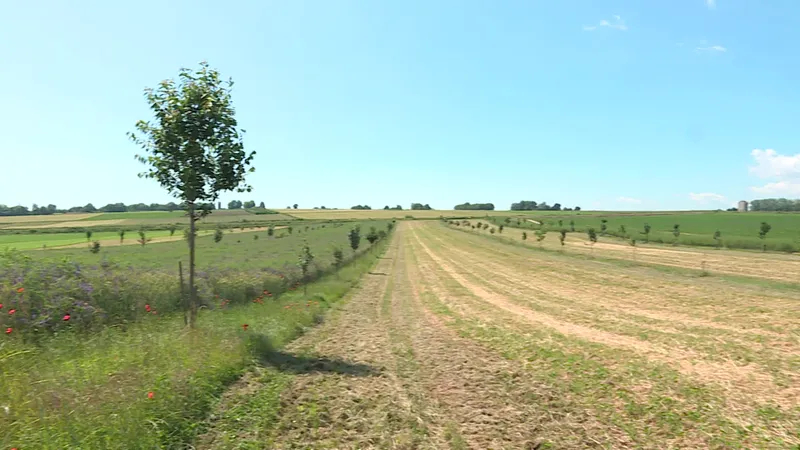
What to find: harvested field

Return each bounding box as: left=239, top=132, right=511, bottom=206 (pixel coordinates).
left=201, top=221, right=799, bottom=449
left=469, top=223, right=800, bottom=283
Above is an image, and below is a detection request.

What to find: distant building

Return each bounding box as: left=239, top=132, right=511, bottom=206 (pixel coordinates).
left=738, top=200, right=749, bottom=212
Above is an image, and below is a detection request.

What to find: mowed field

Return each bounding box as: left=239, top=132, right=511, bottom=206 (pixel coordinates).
left=200, top=221, right=800, bottom=449
left=0, top=209, right=293, bottom=230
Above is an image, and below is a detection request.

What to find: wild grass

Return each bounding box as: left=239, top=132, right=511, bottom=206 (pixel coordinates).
left=0, top=234, right=391, bottom=449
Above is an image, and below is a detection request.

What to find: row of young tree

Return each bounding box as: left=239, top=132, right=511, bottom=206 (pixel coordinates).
left=510, top=200, right=581, bottom=211
left=449, top=218, right=776, bottom=253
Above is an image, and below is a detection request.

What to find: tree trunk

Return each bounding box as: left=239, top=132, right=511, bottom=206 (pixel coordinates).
left=179, top=261, right=187, bottom=326
left=188, top=201, right=198, bottom=328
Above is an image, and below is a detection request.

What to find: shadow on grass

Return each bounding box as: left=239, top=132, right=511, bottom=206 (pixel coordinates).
left=248, top=334, right=378, bottom=376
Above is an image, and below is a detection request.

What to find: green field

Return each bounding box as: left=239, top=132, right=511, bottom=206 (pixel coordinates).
left=485, top=211, right=800, bottom=252
left=31, top=222, right=382, bottom=270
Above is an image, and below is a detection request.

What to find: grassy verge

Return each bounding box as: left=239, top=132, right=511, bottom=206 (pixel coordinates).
left=0, top=237, right=391, bottom=449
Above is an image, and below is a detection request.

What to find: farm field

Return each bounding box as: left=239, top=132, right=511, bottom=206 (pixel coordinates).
left=485, top=211, right=800, bottom=252
left=200, top=221, right=800, bottom=449
left=461, top=222, right=800, bottom=283
left=0, top=219, right=393, bottom=448
left=280, top=208, right=512, bottom=220
left=0, top=209, right=293, bottom=231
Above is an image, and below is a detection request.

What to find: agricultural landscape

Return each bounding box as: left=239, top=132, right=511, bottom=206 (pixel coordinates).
left=1, top=203, right=799, bottom=448
left=3, top=3, right=800, bottom=447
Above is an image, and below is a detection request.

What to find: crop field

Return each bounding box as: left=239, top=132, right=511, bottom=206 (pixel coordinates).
left=280, top=208, right=513, bottom=220
left=0, top=210, right=294, bottom=231
left=197, top=221, right=799, bottom=449
left=0, top=219, right=392, bottom=448
left=485, top=211, right=800, bottom=252
left=3, top=215, right=798, bottom=449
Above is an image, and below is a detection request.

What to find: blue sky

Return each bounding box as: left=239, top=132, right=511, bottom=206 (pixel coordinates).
left=2, top=0, right=800, bottom=211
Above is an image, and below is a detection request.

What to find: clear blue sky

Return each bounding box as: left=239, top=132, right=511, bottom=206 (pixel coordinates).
left=2, top=0, right=800, bottom=211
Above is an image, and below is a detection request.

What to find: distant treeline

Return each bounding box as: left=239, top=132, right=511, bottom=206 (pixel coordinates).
left=750, top=198, right=800, bottom=212
left=0, top=202, right=216, bottom=216
left=454, top=202, right=495, bottom=210
left=510, top=200, right=581, bottom=211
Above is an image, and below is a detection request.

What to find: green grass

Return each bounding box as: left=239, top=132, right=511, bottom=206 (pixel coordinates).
left=82, top=211, right=187, bottom=221
left=484, top=211, right=800, bottom=252
left=0, top=235, right=391, bottom=449
left=0, top=230, right=174, bottom=250
left=29, top=222, right=387, bottom=271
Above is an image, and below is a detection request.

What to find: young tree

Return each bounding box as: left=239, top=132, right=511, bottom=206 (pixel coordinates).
left=267, top=226, right=274, bottom=237
left=559, top=229, right=567, bottom=248
left=118, top=229, right=126, bottom=244
left=618, top=225, right=627, bottom=236
left=522, top=231, right=527, bottom=241
left=287, top=226, right=293, bottom=235
left=535, top=229, right=547, bottom=247
left=259, top=201, right=265, bottom=208
left=298, top=242, right=314, bottom=295
left=600, top=219, right=608, bottom=235
left=366, top=226, right=379, bottom=246
left=558, top=219, right=563, bottom=228
left=490, top=227, right=496, bottom=234
left=137, top=228, right=151, bottom=246
left=243, top=200, right=256, bottom=209
left=713, top=230, right=722, bottom=249
left=293, top=204, right=298, bottom=209
left=499, top=224, right=504, bottom=233
left=129, top=61, right=255, bottom=328
left=348, top=227, right=361, bottom=254
left=387, top=222, right=394, bottom=233
left=642, top=223, right=651, bottom=243
left=569, top=220, right=575, bottom=232
left=758, top=222, right=772, bottom=252
left=86, top=230, right=93, bottom=243
left=214, top=226, right=224, bottom=243
left=587, top=227, right=598, bottom=256
left=168, top=223, right=177, bottom=236
left=90, top=240, right=101, bottom=254
left=332, top=246, right=344, bottom=275
left=672, top=224, right=681, bottom=245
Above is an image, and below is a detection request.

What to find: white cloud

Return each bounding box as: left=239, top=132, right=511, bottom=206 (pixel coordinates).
left=751, top=181, right=800, bottom=196
left=617, top=196, right=642, bottom=204
left=706, top=0, right=716, bottom=9
left=689, top=192, right=727, bottom=203
left=749, top=149, right=800, bottom=179
left=583, top=15, right=627, bottom=31
left=696, top=45, right=726, bottom=52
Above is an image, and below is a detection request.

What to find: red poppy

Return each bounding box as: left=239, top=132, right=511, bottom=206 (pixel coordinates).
left=8, top=309, right=15, bottom=315
left=63, top=314, right=70, bottom=321
left=145, top=304, right=151, bottom=312
left=0, top=304, right=3, bottom=309
left=147, top=391, right=154, bottom=399
left=242, top=324, right=249, bottom=331
left=5, top=328, right=11, bottom=334
left=16, top=287, right=24, bottom=294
